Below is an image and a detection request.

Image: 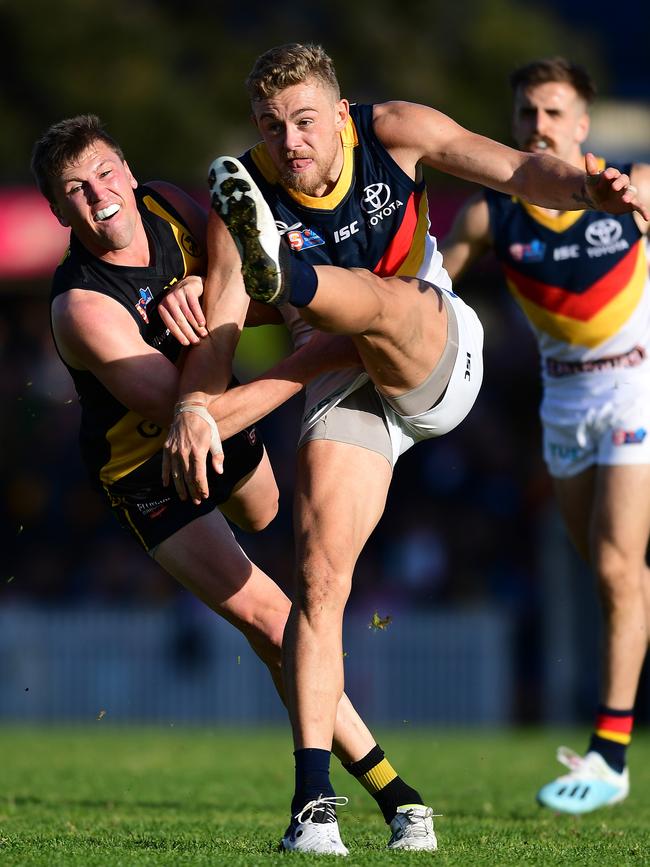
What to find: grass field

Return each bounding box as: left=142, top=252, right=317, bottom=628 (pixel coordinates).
left=1, top=726, right=650, bottom=865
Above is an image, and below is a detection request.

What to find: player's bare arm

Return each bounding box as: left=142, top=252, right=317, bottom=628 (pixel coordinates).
left=164, top=328, right=361, bottom=503
left=158, top=274, right=208, bottom=346
left=53, top=284, right=358, bottom=505
left=439, top=192, right=493, bottom=282
left=145, top=181, right=210, bottom=346
left=52, top=289, right=181, bottom=426
left=175, top=209, right=251, bottom=406
left=162, top=209, right=252, bottom=486
left=373, top=101, right=650, bottom=220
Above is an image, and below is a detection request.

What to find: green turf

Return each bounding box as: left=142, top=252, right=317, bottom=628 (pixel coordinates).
left=1, top=726, right=649, bottom=865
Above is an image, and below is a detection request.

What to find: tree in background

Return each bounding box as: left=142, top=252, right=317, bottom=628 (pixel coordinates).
left=1, top=0, right=603, bottom=187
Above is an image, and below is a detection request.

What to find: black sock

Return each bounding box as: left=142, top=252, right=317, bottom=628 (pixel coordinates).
left=281, top=248, right=318, bottom=307
left=291, top=748, right=335, bottom=816
left=343, top=744, right=423, bottom=824
left=588, top=705, right=633, bottom=773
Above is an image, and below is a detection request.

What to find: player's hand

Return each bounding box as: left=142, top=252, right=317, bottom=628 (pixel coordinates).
left=584, top=153, right=650, bottom=221
left=158, top=275, right=208, bottom=346
left=162, top=404, right=224, bottom=504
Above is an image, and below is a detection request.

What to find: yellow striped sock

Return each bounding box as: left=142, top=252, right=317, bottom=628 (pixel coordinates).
left=359, top=758, right=398, bottom=794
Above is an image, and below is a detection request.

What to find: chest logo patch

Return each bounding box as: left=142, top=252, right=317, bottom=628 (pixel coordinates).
left=509, top=240, right=546, bottom=263
left=585, top=218, right=629, bottom=258
left=277, top=221, right=325, bottom=252
left=135, top=286, right=154, bottom=323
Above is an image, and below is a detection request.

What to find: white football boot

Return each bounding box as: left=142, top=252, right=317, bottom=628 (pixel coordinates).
left=280, top=795, right=349, bottom=855
left=537, top=746, right=629, bottom=814
left=387, top=804, right=439, bottom=851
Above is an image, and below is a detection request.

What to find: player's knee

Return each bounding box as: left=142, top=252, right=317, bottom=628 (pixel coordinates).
left=226, top=490, right=279, bottom=533
left=594, top=547, right=644, bottom=603
left=294, top=563, right=352, bottom=616
left=238, top=609, right=285, bottom=665
left=243, top=496, right=279, bottom=532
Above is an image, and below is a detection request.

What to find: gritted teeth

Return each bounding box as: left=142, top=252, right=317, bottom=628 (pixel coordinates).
left=94, top=203, right=121, bottom=221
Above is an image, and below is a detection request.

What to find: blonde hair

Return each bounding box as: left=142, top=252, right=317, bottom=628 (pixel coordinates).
left=246, top=43, right=340, bottom=102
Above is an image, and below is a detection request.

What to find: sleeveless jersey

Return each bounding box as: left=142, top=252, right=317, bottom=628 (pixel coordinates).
left=50, top=185, right=205, bottom=487
left=241, top=103, right=450, bottom=407
left=485, top=162, right=650, bottom=369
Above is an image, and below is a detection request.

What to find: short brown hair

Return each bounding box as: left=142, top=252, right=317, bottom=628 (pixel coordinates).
left=246, top=43, right=340, bottom=102
left=31, top=114, right=125, bottom=203
left=509, top=57, right=597, bottom=105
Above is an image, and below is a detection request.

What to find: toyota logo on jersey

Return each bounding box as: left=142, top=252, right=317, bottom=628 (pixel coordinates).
left=585, top=219, right=623, bottom=247
left=361, top=183, right=392, bottom=214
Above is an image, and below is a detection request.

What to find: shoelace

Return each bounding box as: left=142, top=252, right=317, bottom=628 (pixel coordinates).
left=294, top=795, right=349, bottom=824
left=556, top=746, right=586, bottom=774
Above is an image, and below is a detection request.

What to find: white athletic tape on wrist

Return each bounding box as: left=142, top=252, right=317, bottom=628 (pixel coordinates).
left=175, top=405, right=223, bottom=454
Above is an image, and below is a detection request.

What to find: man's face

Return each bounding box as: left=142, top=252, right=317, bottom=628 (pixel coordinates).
left=251, top=77, right=349, bottom=197
left=50, top=140, right=139, bottom=257
left=512, top=81, right=589, bottom=165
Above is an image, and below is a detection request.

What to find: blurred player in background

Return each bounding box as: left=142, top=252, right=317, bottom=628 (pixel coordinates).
left=32, top=114, right=437, bottom=848
left=441, top=57, right=650, bottom=814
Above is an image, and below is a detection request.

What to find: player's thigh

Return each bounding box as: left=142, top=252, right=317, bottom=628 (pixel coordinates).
left=219, top=447, right=279, bottom=532
left=295, top=438, right=392, bottom=578
left=354, top=277, right=449, bottom=393
left=591, top=463, right=650, bottom=561
left=154, top=508, right=290, bottom=634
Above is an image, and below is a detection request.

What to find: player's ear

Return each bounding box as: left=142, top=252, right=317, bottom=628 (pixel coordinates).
left=50, top=204, right=70, bottom=228
left=575, top=111, right=590, bottom=146
left=334, top=99, right=350, bottom=132
left=123, top=161, right=138, bottom=190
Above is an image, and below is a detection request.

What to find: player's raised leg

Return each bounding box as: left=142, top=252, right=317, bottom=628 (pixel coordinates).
left=209, top=155, right=450, bottom=400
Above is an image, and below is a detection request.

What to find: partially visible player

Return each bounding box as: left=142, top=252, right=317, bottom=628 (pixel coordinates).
left=32, top=114, right=439, bottom=844
left=163, top=44, right=647, bottom=851
left=440, top=57, right=650, bottom=813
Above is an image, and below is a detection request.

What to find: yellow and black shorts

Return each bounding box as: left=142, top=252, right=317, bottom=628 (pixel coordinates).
left=103, top=424, right=264, bottom=552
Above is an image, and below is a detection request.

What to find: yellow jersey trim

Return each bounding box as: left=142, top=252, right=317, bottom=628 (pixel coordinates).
left=142, top=195, right=204, bottom=277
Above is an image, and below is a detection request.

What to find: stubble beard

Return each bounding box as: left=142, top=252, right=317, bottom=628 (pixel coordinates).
left=279, top=164, right=322, bottom=196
